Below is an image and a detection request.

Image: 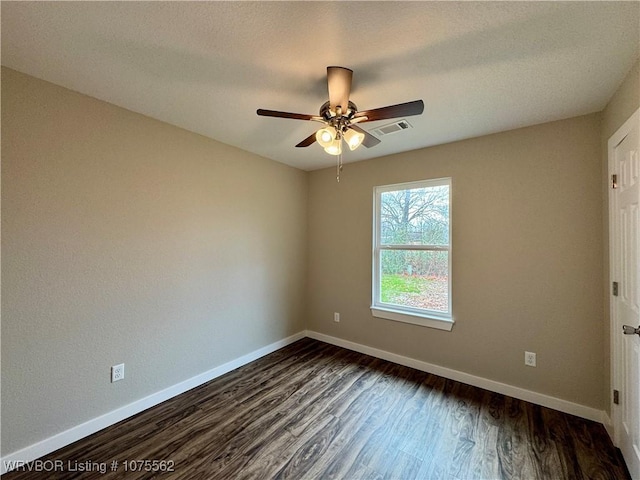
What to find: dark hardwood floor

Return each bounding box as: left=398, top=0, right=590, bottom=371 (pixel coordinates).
left=4, top=338, right=629, bottom=479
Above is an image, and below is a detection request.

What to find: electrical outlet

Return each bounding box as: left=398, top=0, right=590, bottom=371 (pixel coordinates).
left=525, top=352, right=536, bottom=367
left=334, top=312, right=340, bottom=323
left=111, top=363, right=125, bottom=382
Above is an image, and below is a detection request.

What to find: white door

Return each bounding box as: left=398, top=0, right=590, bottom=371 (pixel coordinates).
left=611, top=108, right=640, bottom=479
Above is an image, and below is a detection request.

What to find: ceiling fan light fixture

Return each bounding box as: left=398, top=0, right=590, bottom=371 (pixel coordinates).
left=316, top=126, right=337, bottom=148
left=344, top=128, right=365, bottom=151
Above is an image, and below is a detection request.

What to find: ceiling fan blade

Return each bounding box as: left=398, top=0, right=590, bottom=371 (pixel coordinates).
left=257, top=109, right=317, bottom=121
left=327, top=66, right=353, bottom=114
left=349, top=125, right=381, bottom=148
left=354, top=100, right=424, bottom=123
left=295, top=132, right=317, bottom=148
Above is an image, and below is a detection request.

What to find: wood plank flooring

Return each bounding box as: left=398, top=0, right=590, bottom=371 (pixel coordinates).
left=4, top=338, right=629, bottom=479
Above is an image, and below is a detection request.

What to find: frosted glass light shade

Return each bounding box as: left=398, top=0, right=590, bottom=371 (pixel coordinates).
left=324, top=138, right=342, bottom=155
left=344, top=128, right=365, bottom=151
left=316, top=126, right=337, bottom=148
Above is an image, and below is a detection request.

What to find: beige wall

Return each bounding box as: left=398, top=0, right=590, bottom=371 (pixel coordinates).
left=308, top=114, right=604, bottom=408
left=1, top=68, right=308, bottom=455
left=601, top=59, right=640, bottom=416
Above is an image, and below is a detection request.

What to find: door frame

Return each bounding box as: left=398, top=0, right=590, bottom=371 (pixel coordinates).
left=609, top=107, right=640, bottom=448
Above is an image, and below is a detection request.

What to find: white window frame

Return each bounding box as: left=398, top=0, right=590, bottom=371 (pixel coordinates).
left=371, top=178, right=453, bottom=331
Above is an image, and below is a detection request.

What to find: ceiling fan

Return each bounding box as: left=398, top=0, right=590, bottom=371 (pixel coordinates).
left=257, top=66, right=424, bottom=156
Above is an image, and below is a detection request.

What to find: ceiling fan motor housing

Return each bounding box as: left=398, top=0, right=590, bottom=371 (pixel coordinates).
left=319, top=101, right=358, bottom=134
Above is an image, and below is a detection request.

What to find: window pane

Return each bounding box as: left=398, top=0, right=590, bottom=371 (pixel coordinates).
left=380, top=185, right=449, bottom=245
left=380, top=249, right=449, bottom=312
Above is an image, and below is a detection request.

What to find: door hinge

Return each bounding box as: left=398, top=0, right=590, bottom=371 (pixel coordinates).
left=613, top=281, right=619, bottom=296
left=611, top=174, right=618, bottom=189
left=614, top=389, right=620, bottom=405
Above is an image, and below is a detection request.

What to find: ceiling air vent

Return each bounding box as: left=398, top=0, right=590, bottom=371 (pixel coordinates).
left=372, top=119, right=413, bottom=137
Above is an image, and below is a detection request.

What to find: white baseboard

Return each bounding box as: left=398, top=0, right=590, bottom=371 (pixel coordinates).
left=306, top=330, right=606, bottom=424
left=0, top=331, right=306, bottom=475
left=602, top=412, right=616, bottom=445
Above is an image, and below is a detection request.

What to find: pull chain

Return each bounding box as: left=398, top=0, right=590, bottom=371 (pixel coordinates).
left=336, top=151, right=343, bottom=183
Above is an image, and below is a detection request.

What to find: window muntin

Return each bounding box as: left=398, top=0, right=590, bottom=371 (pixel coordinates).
left=372, top=178, right=452, bottom=328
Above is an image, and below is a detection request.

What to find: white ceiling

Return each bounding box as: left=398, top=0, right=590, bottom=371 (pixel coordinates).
left=2, top=1, right=638, bottom=171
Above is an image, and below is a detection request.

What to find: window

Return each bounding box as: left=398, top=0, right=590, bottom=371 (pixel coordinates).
left=371, top=178, right=453, bottom=331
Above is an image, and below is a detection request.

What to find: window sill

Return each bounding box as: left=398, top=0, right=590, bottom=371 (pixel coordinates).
left=370, top=306, right=454, bottom=331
